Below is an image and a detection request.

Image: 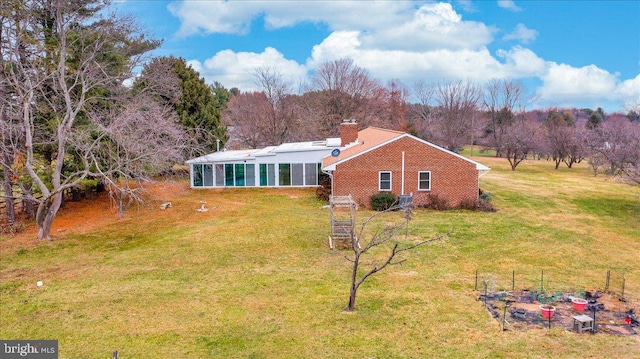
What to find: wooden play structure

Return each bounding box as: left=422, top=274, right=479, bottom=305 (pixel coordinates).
left=328, top=195, right=358, bottom=249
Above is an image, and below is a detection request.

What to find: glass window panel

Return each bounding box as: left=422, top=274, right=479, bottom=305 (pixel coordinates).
left=246, top=164, right=255, bottom=186
left=419, top=171, right=431, bottom=190
left=203, top=164, right=213, bottom=186
left=292, top=163, right=304, bottom=186
left=267, top=164, right=275, bottom=186
left=235, top=163, right=245, bottom=187
left=193, top=164, right=203, bottom=187
left=259, top=164, right=267, bottom=186
left=279, top=164, right=291, bottom=186
left=379, top=171, right=391, bottom=191
left=304, top=163, right=318, bottom=186
left=225, top=164, right=234, bottom=187
left=215, top=164, right=224, bottom=186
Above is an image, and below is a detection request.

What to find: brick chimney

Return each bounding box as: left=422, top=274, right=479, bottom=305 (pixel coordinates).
left=339, top=119, right=358, bottom=145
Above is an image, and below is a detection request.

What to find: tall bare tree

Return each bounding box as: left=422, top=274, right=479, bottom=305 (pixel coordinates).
left=483, top=79, right=532, bottom=157
left=306, top=58, right=383, bottom=137
left=2, top=0, right=159, bottom=239
left=87, top=94, right=191, bottom=218
left=502, top=115, right=539, bottom=171
left=224, top=67, right=299, bottom=148
left=431, top=80, right=483, bottom=152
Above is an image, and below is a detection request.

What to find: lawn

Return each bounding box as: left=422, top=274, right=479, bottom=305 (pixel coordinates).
left=1, top=157, right=639, bottom=358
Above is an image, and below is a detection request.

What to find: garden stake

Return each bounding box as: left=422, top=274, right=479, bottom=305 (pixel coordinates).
left=541, top=269, right=544, bottom=292
left=621, top=276, right=626, bottom=301
left=512, top=270, right=515, bottom=291
left=592, top=306, right=597, bottom=334
left=502, top=304, right=508, bottom=331
left=475, top=270, right=478, bottom=291
left=605, top=270, right=610, bottom=292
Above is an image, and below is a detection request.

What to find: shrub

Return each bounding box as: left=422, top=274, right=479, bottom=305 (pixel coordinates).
left=422, top=193, right=450, bottom=210
left=457, top=198, right=478, bottom=210
left=370, top=193, right=397, bottom=211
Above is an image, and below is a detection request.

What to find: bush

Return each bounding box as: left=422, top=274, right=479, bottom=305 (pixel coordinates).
left=370, top=193, right=397, bottom=211
left=422, top=193, right=450, bottom=210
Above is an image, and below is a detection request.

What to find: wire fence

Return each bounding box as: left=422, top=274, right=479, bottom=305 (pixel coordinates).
left=475, top=269, right=639, bottom=334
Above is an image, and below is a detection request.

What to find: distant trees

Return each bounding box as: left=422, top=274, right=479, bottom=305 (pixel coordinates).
left=224, top=67, right=299, bottom=148
left=502, top=115, right=539, bottom=171
left=483, top=79, right=531, bottom=157
left=429, top=80, right=483, bottom=152
left=305, top=58, right=384, bottom=137
left=586, top=117, right=640, bottom=184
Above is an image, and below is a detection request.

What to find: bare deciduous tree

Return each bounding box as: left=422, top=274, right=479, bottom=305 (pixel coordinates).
left=587, top=117, right=640, bottom=184
left=85, top=94, right=192, bottom=218
left=224, top=67, right=299, bottom=148
left=345, top=206, right=449, bottom=311
left=483, top=79, right=532, bottom=157
left=2, top=0, right=159, bottom=239
left=431, top=80, right=483, bottom=152
left=502, top=115, right=539, bottom=171
left=306, top=58, right=383, bottom=137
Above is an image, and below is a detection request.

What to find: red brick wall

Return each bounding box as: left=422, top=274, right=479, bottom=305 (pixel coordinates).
left=332, top=136, right=479, bottom=208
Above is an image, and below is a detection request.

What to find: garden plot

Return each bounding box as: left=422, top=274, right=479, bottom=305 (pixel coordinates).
left=479, top=290, right=638, bottom=336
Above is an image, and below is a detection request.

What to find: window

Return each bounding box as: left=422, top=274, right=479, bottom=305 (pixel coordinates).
left=245, top=164, right=255, bottom=186
left=215, top=164, right=224, bottom=186
left=235, top=164, right=245, bottom=186
left=379, top=171, right=392, bottom=191
left=203, top=164, right=213, bottom=187
left=304, top=163, right=318, bottom=186
left=259, top=164, right=276, bottom=186
left=418, top=171, right=431, bottom=191
left=225, top=164, right=234, bottom=187
left=279, top=164, right=291, bottom=186
left=192, top=164, right=203, bottom=187
left=291, top=163, right=304, bottom=186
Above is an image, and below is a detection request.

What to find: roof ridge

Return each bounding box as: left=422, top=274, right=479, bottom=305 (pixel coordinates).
left=362, top=126, right=406, bottom=135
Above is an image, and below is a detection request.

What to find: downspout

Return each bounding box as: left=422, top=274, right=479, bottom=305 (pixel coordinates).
left=321, top=169, right=334, bottom=198
left=401, top=151, right=405, bottom=195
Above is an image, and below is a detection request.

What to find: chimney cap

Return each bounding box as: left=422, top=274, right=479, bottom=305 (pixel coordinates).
left=342, top=119, right=357, bottom=124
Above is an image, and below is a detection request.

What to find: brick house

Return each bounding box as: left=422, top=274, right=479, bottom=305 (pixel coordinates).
left=186, top=120, right=489, bottom=208
left=322, top=121, right=490, bottom=208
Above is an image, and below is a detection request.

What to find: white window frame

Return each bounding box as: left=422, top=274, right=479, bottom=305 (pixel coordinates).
left=418, top=171, right=431, bottom=191
left=379, top=171, right=392, bottom=191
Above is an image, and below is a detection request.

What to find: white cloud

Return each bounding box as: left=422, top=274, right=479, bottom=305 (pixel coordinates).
left=503, top=24, right=538, bottom=44
left=497, top=0, right=523, bottom=12
left=167, top=1, right=416, bottom=37
left=167, top=1, right=638, bottom=111
left=359, top=3, right=494, bottom=51
left=614, top=74, right=640, bottom=101
left=496, top=46, right=546, bottom=77
left=537, top=64, right=619, bottom=105
left=190, top=47, right=308, bottom=91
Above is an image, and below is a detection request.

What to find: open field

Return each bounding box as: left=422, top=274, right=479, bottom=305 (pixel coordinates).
left=1, top=156, right=639, bottom=358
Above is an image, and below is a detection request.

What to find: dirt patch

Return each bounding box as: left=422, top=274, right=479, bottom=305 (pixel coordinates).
left=0, top=180, right=190, bottom=254
left=480, top=290, right=639, bottom=336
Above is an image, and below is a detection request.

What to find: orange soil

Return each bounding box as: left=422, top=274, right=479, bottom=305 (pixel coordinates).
left=0, top=180, right=189, bottom=253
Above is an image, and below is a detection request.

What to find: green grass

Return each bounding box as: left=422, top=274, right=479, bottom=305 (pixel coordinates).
left=1, top=158, right=640, bottom=358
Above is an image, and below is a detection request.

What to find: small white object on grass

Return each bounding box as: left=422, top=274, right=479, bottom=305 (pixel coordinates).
left=37, top=281, right=43, bottom=287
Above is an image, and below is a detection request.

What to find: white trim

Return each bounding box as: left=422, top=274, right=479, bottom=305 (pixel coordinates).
left=418, top=171, right=431, bottom=191
left=379, top=171, right=392, bottom=191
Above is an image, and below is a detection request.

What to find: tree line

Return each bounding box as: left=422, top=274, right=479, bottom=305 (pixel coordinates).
left=2, top=1, right=638, bottom=239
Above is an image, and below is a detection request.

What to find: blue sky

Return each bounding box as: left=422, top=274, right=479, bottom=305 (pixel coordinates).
left=114, top=0, right=639, bottom=113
